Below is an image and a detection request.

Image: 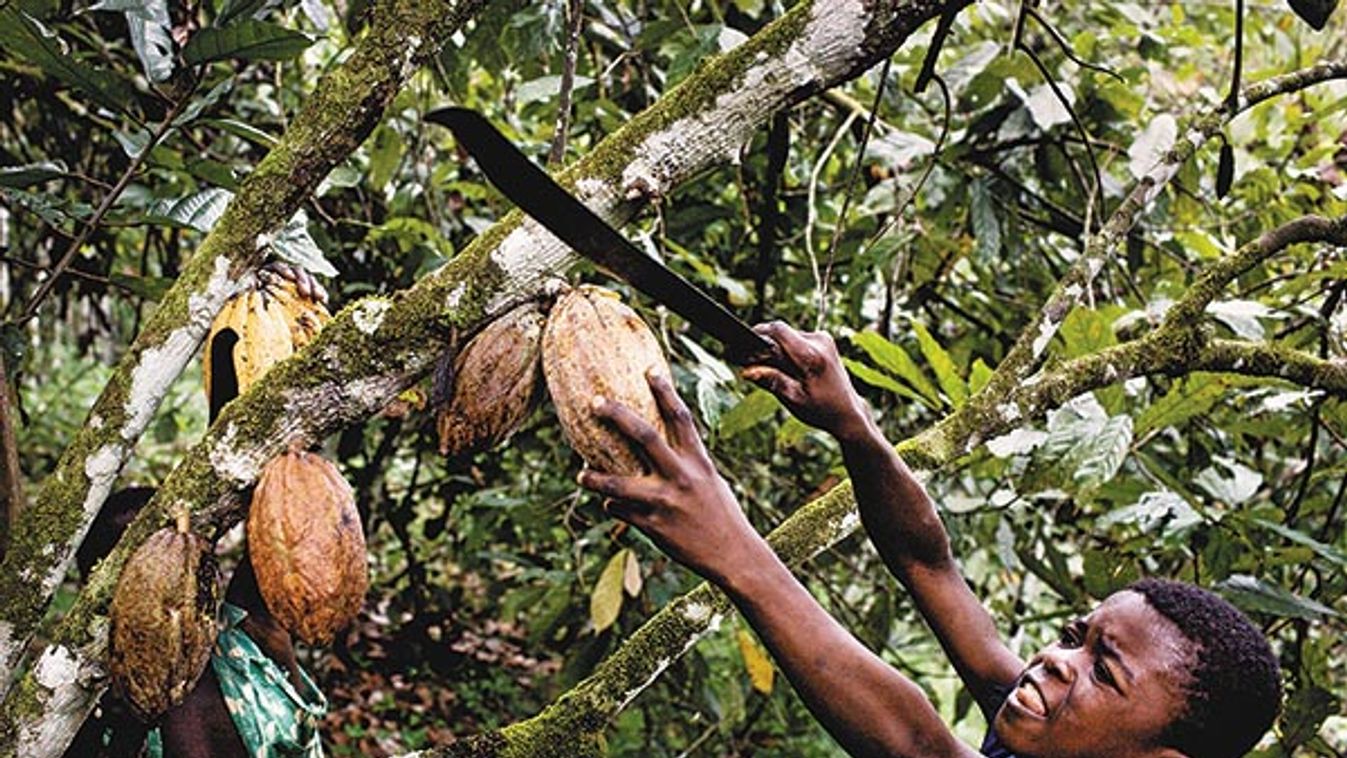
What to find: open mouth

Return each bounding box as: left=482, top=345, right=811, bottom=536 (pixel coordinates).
left=1011, top=676, right=1049, bottom=718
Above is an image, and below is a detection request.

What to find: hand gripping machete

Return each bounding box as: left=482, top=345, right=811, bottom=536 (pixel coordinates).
left=425, top=107, right=784, bottom=368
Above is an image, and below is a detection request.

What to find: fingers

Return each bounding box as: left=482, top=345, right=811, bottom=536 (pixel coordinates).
left=645, top=370, right=698, bottom=449
left=592, top=396, right=680, bottom=472
left=577, top=470, right=655, bottom=521
left=752, top=321, right=836, bottom=376
left=741, top=365, right=807, bottom=407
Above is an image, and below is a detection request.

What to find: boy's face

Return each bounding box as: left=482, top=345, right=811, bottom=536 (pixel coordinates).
left=992, top=590, right=1194, bottom=758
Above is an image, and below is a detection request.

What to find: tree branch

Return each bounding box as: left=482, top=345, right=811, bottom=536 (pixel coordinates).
left=0, top=0, right=488, bottom=718
left=0, top=2, right=955, bottom=754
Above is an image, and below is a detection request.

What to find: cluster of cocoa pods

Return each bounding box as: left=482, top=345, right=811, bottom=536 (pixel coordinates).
left=108, top=265, right=367, bottom=722
left=437, top=283, right=672, bottom=476
left=110, top=274, right=670, bottom=721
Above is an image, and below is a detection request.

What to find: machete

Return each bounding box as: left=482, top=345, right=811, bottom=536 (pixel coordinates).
left=425, top=107, right=782, bottom=368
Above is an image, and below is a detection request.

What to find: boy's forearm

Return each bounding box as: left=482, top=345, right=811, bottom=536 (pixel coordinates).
left=835, top=419, right=954, bottom=572
left=717, top=541, right=973, bottom=758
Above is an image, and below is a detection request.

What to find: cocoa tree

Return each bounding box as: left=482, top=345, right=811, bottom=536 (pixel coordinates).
left=2, top=0, right=1345, bottom=755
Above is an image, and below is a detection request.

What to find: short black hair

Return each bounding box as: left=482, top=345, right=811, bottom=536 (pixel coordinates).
left=1128, top=578, right=1282, bottom=758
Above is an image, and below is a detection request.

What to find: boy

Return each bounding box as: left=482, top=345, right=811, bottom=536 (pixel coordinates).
left=579, top=322, right=1282, bottom=757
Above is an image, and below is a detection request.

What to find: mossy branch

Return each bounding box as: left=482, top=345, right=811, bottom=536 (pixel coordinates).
left=0, top=0, right=488, bottom=702
left=0, top=2, right=954, bottom=755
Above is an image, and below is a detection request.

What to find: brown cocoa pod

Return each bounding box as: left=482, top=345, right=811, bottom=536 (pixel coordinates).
left=108, top=520, right=221, bottom=722
left=438, top=302, right=545, bottom=458
left=247, top=450, right=367, bottom=645
left=542, top=285, right=672, bottom=475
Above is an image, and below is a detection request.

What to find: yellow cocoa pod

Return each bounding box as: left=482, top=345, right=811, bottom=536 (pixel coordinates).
left=542, top=285, right=672, bottom=475
left=263, top=277, right=331, bottom=350
left=203, top=288, right=295, bottom=409
left=109, top=522, right=221, bottom=722
left=438, top=301, right=545, bottom=458
left=247, top=451, right=367, bottom=646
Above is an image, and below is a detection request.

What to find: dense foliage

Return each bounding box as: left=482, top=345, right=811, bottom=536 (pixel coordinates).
left=1, top=0, right=1345, bottom=755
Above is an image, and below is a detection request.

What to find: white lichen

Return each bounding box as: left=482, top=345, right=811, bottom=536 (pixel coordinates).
left=1031, top=318, right=1058, bottom=359
left=208, top=423, right=262, bottom=486
left=125, top=256, right=237, bottom=440
left=682, top=601, right=714, bottom=624
left=351, top=298, right=392, bottom=335
left=19, top=643, right=99, bottom=758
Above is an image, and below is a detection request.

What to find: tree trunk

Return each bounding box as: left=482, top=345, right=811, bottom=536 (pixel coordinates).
left=0, top=0, right=487, bottom=702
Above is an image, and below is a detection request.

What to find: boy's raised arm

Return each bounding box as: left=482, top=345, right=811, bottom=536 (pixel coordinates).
left=580, top=374, right=980, bottom=757
left=743, top=323, right=1024, bottom=714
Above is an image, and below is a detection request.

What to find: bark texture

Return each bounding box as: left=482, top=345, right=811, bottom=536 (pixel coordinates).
left=0, top=1, right=952, bottom=754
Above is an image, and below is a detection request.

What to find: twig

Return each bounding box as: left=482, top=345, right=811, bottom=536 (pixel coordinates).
left=18, top=89, right=194, bottom=323
left=818, top=56, right=892, bottom=327
left=548, top=0, right=585, bottom=167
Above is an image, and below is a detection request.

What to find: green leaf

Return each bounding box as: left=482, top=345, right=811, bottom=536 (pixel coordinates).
left=1072, top=415, right=1132, bottom=492
left=366, top=124, right=403, bottom=194
left=269, top=210, right=338, bottom=277
left=146, top=187, right=233, bottom=231
left=91, top=0, right=174, bottom=82
left=849, top=331, right=940, bottom=407
left=842, top=358, right=931, bottom=406
left=0, top=161, right=68, bottom=188
left=0, top=8, right=138, bottom=115
left=718, top=389, right=780, bottom=439
left=590, top=549, right=628, bottom=632
left=968, top=358, right=993, bottom=395
left=1247, top=519, right=1347, bottom=567
left=1135, top=374, right=1229, bottom=436
left=911, top=321, right=967, bottom=407
left=969, top=178, right=1001, bottom=265
left=204, top=118, right=280, bottom=148
left=0, top=187, right=92, bottom=227
left=1215, top=575, right=1338, bottom=621
left=183, top=20, right=314, bottom=65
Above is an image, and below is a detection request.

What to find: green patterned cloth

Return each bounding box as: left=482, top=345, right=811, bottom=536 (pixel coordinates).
left=147, top=603, right=327, bottom=758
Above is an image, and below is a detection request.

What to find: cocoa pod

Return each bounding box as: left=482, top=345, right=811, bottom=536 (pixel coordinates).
left=248, top=450, right=367, bottom=645
left=263, top=276, right=331, bottom=350
left=203, top=288, right=294, bottom=406
left=542, top=285, right=672, bottom=475
left=108, top=520, right=221, bottom=722
left=438, top=301, right=545, bottom=458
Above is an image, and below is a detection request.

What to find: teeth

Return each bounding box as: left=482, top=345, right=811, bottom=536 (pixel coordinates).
left=1015, top=681, right=1047, bottom=716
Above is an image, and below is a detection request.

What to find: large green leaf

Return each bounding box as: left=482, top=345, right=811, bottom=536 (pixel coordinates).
left=1215, top=575, right=1338, bottom=621
left=849, top=331, right=940, bottom=408
left=183, top=20, right=314, bottom=65
left=911, top=321, right=967, bottom=408
left=0, top=8, right=137, bottom=115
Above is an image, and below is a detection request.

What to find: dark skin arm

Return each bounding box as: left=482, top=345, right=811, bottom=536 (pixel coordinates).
left=581, top=372, right=980, bottom=757
left=741, top=323, right=1024, bottom=714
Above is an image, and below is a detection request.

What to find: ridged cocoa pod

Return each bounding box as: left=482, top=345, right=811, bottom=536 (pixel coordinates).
left=542, top=285, right=672, bottom=475
left=438, top=302, right=545, bottom=458
left=263, top=276, right=331, bottom=349
left=248, top=451, right=367, bottom=645
left=203, top=289, right=294, bottom=405
left=108, top=521, right=221, bottom=722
